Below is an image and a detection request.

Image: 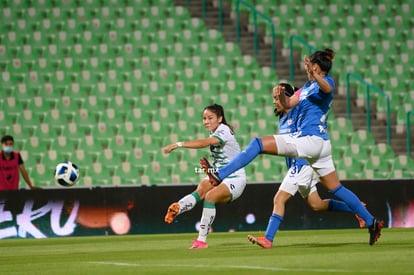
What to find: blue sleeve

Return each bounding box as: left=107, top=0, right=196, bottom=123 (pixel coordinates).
left=285, top=157, right=294, bottom=169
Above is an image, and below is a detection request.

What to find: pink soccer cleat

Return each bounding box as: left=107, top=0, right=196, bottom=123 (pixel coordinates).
left=190, top=239, right=208, bottom=249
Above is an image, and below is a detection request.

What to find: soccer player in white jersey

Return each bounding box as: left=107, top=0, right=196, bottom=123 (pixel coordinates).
left=201, top=49, right=384, bottom=246
left=163, top=104, right=246, bottom=249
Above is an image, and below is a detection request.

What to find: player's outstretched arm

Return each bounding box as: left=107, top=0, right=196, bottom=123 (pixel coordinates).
left=274, top=85, right=299, bottom=109
left=163, top=137, right=221, bottom=154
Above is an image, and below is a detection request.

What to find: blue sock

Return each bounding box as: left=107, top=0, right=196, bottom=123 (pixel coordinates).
left=264, top=213, right=283, bottom=242
left=328, top=199, right=353, bottom=212
left=330, top=184, right=374, bottom=227
left=218, top=137, right=263, bottom=179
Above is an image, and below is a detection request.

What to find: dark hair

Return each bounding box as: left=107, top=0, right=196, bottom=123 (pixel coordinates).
left=309, top=48, right=335, bottom=74
left=279, top=83, right=295, bottom=97
left=204, top=103, right=233, bottom=132
left=274, top=83, right=297, bottom=117
left=1, top=135, right=14, bottom=144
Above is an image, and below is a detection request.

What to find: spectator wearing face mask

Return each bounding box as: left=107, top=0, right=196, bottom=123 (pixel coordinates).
left=0, top=135, right=36, bottom=191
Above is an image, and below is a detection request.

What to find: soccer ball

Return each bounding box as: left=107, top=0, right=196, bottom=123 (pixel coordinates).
left=54, top=161, right=80, bottom=187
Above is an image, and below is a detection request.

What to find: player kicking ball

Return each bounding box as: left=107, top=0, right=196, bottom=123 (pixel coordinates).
left=163, top=104, right=246, bottom=249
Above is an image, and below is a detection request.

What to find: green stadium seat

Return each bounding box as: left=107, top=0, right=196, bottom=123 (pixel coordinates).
left=330, top=117, right=353, bottom=143
left=252, top=66, right=278, bottom=83
left=234, top=55, right=260, bottom=70
left=350, top=129, right=375, bottom=147
left=371, top=143, right=395, bottom=160
left=363, top=154, right=391, bottom=175
left=391, top=155, right=414, bottom=179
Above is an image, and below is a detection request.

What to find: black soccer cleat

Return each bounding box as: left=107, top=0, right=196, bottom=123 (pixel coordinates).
left=368, top=218, right=384, bottom=245
left=199, top=157, right=222, bottom=186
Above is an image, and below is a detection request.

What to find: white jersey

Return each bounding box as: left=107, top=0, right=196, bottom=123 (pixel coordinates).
left=210, top=123, right=246, bottom=178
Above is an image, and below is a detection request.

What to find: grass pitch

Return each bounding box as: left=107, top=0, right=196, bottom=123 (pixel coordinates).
left=0, top=228, right=413, bottom=274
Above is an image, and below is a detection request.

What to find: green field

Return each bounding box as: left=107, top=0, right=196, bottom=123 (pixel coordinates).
left=1, top=228, right=413, bottom=274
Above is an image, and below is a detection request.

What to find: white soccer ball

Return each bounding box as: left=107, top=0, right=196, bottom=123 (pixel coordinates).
left=54, top=161, right=80, bottom=187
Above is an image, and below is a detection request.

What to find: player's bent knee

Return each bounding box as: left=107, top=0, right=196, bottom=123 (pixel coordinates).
left=309, top=204, right=323, bottom=211
left=273, top=190, right=291, bottom=205
left=307, top=200, right=327, bottom=211
left=205, top=186, right=231, bottom=204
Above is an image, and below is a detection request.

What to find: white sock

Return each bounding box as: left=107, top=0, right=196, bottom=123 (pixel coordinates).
left=197, top=201, right=216, bottom=243
left=178, top=193, right=197, bottom=215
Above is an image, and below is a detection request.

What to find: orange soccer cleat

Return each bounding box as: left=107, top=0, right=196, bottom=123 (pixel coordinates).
left=247, top=235, right=273, bottom=249
left=164, top=202, right=180, bottom=224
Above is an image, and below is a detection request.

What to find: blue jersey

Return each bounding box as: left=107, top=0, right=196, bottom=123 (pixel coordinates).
left=295, top=76, right=334, bottom=140
left=278, top=106, right=308, bottom=172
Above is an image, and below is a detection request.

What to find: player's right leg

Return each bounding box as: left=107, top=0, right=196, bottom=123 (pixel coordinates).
left=165, top=179, right=213, bottom=223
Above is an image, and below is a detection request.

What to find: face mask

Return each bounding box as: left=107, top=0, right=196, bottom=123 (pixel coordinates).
left=2, top=146, right=13, bottom=153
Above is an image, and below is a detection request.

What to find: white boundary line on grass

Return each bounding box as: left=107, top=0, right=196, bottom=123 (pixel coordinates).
left=89, top=261, right=350, bottom=273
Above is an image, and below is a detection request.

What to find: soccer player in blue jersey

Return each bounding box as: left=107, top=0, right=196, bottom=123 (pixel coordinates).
left=244, top=83, right=365, bottom=248
left=200, top=49, right=384, bottom=246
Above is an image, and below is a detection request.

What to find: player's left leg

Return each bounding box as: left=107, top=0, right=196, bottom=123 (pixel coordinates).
left=305, top=191, right=329, bottom=211
left=313, top=141, right=383, bottom=244
left=321, top=171, right=383, bottom=241
left=191, top=178, right=246, bottom=249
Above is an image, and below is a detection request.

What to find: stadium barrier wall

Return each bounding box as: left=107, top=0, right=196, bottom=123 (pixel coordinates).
left=0, top=180, right=413, bottom=239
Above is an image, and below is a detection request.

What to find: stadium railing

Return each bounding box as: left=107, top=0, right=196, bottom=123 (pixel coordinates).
left=345, top=72, right=391, bottom=145
left=407, top=110, right=414, bottom=156
left=181, top=0, right=225, bottom=32
left=207, top=0, right=223, bottom=32
left=235, top=0, right=276, bottom=69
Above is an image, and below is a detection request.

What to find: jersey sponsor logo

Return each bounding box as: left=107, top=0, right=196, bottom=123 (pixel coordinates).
left=279, top=128, right=291, bottom=135
left=289, top=131, right=301, bottom=137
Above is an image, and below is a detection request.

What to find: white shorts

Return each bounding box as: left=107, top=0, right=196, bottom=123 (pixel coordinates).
left=279, top=165, right=318, bottom=198
left=274, top=135, right=335, bottom=177
left=205, top=175, right=246, bottom=202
